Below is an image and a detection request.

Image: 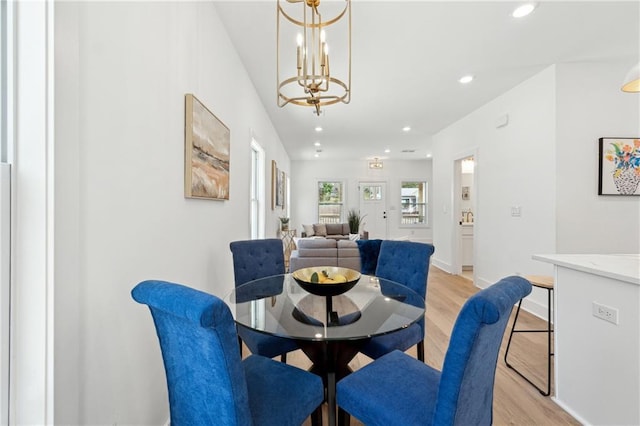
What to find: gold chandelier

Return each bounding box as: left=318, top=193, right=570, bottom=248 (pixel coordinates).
left=277, top=0, right=351, bottom=116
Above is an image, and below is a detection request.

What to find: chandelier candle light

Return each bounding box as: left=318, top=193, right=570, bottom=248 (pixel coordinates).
left=277, top=0, right=351, bottom=115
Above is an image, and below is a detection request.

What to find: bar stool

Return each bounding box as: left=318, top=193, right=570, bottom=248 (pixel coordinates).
left=504, top=275, right=554, bottom=396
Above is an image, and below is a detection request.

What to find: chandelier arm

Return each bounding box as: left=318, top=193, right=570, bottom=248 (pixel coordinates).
left=278, top=2, right=348, bottom=28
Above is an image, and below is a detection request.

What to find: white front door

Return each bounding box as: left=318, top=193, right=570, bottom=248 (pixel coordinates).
left=358, top=182, right=388, bottom=239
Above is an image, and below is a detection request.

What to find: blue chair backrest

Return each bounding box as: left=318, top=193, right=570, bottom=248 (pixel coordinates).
left=375, top=240, right=435, bottom=299
left=131, top=280, right=252, bottom=426
left=356, top=239, right=383, bottom=275
left=432, top=276, right=532, bottom=425
left=230, top=239, right=285, bottom=286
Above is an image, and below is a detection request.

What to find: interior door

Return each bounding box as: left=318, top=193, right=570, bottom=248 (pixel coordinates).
left=358, top=182, right=387, bottom=239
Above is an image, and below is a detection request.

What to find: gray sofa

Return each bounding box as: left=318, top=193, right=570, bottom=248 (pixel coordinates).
left=289, top=238, right=361, bottom=272
left=301, top=223, right=351, bottom=240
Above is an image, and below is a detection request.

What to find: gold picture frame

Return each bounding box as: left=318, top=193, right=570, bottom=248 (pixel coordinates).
left=272, top=160, right=285, bottom=210
left=184, top=93, right=230, bottom=200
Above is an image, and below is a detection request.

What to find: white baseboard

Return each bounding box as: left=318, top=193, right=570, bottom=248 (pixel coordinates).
left=551, top=396, right=588, bottom=425
left=431, top=257, right=452, bottom=273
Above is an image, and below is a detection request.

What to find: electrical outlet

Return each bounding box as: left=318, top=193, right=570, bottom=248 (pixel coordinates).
left=592, top=302, right=618, bottom=325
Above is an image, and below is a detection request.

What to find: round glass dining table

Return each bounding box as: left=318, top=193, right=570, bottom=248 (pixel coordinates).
left=224, top=273, right=425, bottom=426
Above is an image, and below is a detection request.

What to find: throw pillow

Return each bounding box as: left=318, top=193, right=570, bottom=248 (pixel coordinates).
left=302, top=224, right=315, bottom=237
left=313, top=223, right=327, bottom=237
left=326, top=223, right=343, bottom=236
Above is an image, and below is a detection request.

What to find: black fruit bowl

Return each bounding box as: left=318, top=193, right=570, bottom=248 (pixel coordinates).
left=292, top=266, right=361, bottom=296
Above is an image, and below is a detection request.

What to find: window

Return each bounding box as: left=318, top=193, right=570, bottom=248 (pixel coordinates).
left=318, top=181, right=343, bottom=224
left=401, top=181, right=427, bottom=226
left=362, top=184, right=382, bottom=200
left=250, top=140, right=265, bottom=239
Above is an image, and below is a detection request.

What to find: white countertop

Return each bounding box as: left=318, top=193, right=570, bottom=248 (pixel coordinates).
left=533, top=254, right=640, bottom=286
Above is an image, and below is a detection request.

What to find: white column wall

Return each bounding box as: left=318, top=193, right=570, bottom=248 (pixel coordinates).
left=555, top=62, right=640, bottom=254
left=432, top=66, right=557, bottom=317
left=53, top=2, right=289, bottom=424
left=11, top=1, right=54, bottom=424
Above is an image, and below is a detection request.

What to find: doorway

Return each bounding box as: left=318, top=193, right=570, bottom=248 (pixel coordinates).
left=453, top=155, right=476, bottom=280
left=358, top=181, right=387, bottom=239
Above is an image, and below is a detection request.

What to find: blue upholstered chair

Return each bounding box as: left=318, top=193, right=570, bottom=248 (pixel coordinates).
left=336, top=276, right=532, bottom=426
left=132, top=280, right=324, bottom=426
left=359, top=240, right=435, bottom=361
left=356, top=239, right=383, bottom=275
left=230, top=239, right=298, bottom=362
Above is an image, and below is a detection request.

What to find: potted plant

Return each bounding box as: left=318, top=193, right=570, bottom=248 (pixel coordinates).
left=347, top=209, right=365, bottom=238
left=279, top=216, right=290, bottom=231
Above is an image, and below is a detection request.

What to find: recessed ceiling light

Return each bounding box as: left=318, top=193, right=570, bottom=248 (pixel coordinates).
left=402, top=126, right=411, bottom=132
left=384, top=149, right=391, bottom=153
left=459, top=75, right=474, bottom=84
left=314, top=153, right=320, bottom=158
left=314, top=141, right=321, bottom=147
left=426, top=154, right=432, bottom=158
left=315, top=126, right=323, bottom=132
left=512, top=3, right=536, bottom=18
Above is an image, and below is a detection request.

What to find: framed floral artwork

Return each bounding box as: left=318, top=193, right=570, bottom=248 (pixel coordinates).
left=598, top=137, right=640, bottom=196
left=184, top=94, right=230, bottom=200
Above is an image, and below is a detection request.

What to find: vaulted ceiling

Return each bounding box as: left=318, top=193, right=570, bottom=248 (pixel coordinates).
left=214, top=1, right=640, bottom=161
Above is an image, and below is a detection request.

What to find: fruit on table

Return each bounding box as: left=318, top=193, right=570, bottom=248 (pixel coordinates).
left=309, top=270, right=347, bottom=284
left=333, top=274, right=347, bottom=283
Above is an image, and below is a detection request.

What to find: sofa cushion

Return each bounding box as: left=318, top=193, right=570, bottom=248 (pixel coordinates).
left=297, top=238, right=337, bottom=249
left=302, top=224, right=315, bottom=237
left=343, top=223, right=351, bottom=235
left=337, top=240, right=359, bottom=253
left=326, top=223, right=344, bottom=236
left=313, top=223, right=327, bottom=237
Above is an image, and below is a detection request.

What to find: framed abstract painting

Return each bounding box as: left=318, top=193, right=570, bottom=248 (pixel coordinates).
left=272, top=160, right=285, bottom=209
left=598, top=138, right=640, bottom=196
left=184, top=94, right=230, bottom=200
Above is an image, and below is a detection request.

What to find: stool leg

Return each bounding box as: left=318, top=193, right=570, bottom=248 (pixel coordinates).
left=504, top=299, right=523, bottom=364
left=504, top=293, right=553, bottom=396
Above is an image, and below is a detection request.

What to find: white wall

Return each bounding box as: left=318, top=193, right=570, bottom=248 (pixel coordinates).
left=432, top=66, right=557, bottom=318
left=432, top=61, right=640, bottom=322
left=53, top=2, right=289, bottom=424
left=555, top=62, right=640, bottom=254
left=291, top=159, right=433, bottom=242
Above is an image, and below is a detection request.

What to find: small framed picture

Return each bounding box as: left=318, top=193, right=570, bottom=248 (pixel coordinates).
left=598, top=138, right=640, bottom=196
left=461, top=186, right=470, bottom=200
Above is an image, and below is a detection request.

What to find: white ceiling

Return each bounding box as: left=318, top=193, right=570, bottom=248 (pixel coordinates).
left=214, top=1, right=640, bottom=161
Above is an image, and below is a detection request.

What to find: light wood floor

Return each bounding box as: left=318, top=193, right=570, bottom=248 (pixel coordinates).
left=292, top=266, right=580, bottom=426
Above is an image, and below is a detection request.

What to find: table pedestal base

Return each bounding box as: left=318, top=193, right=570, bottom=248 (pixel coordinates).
left=296, top=339, right=367, bottom=426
